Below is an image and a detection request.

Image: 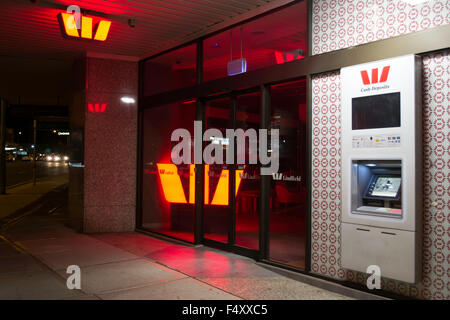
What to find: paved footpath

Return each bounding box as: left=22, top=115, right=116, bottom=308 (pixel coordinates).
left=0, top=174, right=68, bottom=220
left=0, top=185, right=383, bottom=300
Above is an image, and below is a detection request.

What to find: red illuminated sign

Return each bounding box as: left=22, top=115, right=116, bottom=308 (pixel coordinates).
left=274, top=50, right=304, bottom=64
left=156, top=164, right=244, bottom=206
left=57, top=12, right=111, bottom=41
left=360, top=66, right=390, bottom=85
left=88, top=103, right=107, bottom=113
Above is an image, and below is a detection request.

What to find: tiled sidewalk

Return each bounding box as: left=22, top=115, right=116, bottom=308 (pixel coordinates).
left=0, top=174, right=68, bottom=220
left=0, top=205, right=360, bottom=300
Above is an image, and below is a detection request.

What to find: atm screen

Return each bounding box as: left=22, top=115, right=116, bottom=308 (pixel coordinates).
left=352, top=92, right=401, bottom=130
left=368, top=176, right=401, bottom=198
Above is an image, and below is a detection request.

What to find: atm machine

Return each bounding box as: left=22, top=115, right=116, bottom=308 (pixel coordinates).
left=340, top=54, right=422, bottom=283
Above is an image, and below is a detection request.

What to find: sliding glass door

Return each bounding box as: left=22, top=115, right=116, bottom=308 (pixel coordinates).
left=202, top=90, right=261, bottom=257
left=268, top=79, right=307, bottom=270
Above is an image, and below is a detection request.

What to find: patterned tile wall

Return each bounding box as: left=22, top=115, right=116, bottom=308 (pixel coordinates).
left=310, top=51, right=449, bottom=300
left=312, top=0, right=450, bottom=55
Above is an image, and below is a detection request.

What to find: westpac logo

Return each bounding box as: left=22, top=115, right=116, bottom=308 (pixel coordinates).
left=156, top=164, right=244, bottom=206
left=57, top=6, right=111, bottom=41
left=360, top=66, right=390, bottom=85
left=88, top=103, right=107, bottom=113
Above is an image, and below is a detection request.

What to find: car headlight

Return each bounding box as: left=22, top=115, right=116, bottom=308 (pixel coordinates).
left=47, top=156, right=53, bottom=161
left=63, top=156, right=69, bottom=161
left=54, top=156, right=61, bottom=161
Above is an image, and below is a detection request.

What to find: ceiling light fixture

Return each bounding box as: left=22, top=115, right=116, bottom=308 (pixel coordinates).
left=121, top=97, right=136, bottom=104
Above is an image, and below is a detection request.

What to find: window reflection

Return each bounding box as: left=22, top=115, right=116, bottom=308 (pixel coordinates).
left=141, top=101, right=196, bottom=242
left=269, top=79, right=307, bottom=269
left=203, top=97, right=231, bottom=243
left=235, top=92, right=261, bottom=250
left=203, top=1, right=307, bottom=82
left=143, top=44, right=197, bottom=96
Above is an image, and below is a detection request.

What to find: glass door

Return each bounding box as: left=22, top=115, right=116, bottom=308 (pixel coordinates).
left=202, top=90, right=261, bottom=258
left=268, top=79, right=307, bottom=270
left=234, top=92, right=261, bottom=251
left=203, top=97, right=231, bottom=244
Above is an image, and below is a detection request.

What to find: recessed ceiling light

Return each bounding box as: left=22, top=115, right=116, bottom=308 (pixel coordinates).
left=121, top=97, right=135, bottom=104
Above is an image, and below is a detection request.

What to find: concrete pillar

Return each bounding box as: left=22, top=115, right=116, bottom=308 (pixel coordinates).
left=83, top=56, right=138, bottom=232
left=68, top=55, right=138, bottom=233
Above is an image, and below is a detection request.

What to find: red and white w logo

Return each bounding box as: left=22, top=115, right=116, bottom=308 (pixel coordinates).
left=360, top=66, right=390, bottom=85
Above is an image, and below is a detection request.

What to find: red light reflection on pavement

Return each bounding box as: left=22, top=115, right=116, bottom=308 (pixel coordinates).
left=147, top=246, right=250, bottom=277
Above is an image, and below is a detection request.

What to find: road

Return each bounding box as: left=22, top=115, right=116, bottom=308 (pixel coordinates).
left=6, top=161, right=69, bottom=188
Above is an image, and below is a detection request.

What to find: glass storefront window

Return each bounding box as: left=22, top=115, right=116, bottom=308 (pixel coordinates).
left=202, top=91, right=261, bottom=251
left=141, top=100, right=196, bottom=242
left=203, top=97, right=231, bottom=244
left=235, top=91, right=261, bottom=250
left=203, top=1, right=308, bottom=82
left=268, top=79, right=307, bottom=269
left=143, top=44, right=197, bottom=96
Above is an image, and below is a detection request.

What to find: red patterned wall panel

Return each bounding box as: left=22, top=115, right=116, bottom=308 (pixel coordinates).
left=310, top=51, right=449, bottom=300
left=312, top=0, right=450, bottom=55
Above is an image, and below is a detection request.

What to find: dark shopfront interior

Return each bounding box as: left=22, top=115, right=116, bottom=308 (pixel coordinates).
left=140, top=79, right=308, bottom=269
left=138, top=1, right=311, bottom=270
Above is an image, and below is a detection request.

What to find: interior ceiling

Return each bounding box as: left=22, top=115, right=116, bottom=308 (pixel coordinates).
left=0, top=0, right=295, bottom=62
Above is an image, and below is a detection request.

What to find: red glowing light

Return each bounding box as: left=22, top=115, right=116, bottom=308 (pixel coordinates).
left=57, top=12, right=111, bottom=41
left=157, top=163, right=244, bottom=205
left=88, top=103, right=107, bottom=113
left=157, top=164, right=188, bottom=203
left=274, top=50, right=304, bottom=64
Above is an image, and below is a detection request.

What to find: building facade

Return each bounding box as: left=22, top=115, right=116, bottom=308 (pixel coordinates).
left=68, top=0, right=449, bottom=300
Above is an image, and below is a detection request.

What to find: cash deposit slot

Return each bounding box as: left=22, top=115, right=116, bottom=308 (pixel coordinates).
left=340, top=55, right=422, bottom=283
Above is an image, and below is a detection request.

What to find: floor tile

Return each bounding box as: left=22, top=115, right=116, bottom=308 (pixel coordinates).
left=27, top=241, right=137, bottom=270
left=0, top=271, right=84, bottom=300
left=99, top=278, right=241, bottom=300
left=56, top=258, right=187, bottom=294
left=146, top=246, right=277, bottom=278
left=19, top=233, right=110, bottom=255
left=92, top=232, right=173, bottom=257
left=200, top=277, right=353, bottom=300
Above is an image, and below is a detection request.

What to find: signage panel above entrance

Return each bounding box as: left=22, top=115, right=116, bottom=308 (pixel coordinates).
left=57, top=12, right=111, bottom=41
